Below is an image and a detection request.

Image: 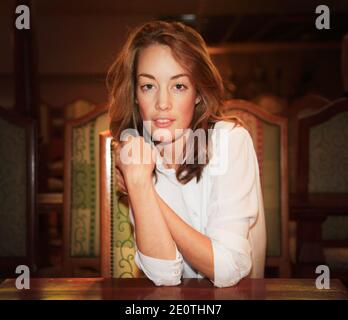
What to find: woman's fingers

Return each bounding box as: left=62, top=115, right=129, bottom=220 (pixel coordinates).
left=114, top=137, right=133, bottom=167
left=116, top=178, right=127, bottom=194
left=113, top=136, right=156, bottom=186
left=113, top=141, right=122, bottom=167
left=117, top=183, right=127, bottom=194
left=116, top=174, right=126, bottom=191
left=115, top=166, right=128, bottom=194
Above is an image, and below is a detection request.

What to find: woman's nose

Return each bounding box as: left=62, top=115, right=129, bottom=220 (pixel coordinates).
left=156, top=89, right=171, bottom=111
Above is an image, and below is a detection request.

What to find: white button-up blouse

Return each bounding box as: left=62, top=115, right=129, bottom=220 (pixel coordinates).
left=128, top=120, right=267, bottom=288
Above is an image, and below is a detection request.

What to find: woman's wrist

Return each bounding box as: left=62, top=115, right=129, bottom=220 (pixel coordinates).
left=125, top=173, right=153, bottom=190
left=125, top=175, right=155, bottom=209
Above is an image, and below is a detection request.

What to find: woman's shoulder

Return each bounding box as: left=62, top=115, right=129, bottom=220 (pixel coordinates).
left=212, top=120, right=250, bottom=142
left=208, top=120, right=255, bottom=176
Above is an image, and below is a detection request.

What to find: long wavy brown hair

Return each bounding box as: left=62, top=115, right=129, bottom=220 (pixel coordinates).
left=107, top=20, right=243, bottom=184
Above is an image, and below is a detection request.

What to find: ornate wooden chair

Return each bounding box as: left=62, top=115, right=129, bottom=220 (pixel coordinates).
left=99, top=131, right=143, bottom=278
left=223, top=99, right=290, bottom=277
left=0, top=107, right=37, bottom=276
left=291, top=98, right=348, bottom=282
left=63, top=105, right=109, bottom=276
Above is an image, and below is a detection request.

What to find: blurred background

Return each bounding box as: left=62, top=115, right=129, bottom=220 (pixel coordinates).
left=0, top=0, right=347, bottom=287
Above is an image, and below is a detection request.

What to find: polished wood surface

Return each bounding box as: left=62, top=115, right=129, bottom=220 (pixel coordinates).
left=0, top=278, right=347, bottom=300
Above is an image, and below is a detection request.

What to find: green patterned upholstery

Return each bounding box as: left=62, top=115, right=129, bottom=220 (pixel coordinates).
left=0, top=117, right=27, bottom=257
left=309, top=112, right=348, bottom=194
left=224, top=110, right=282, bottom=257
left=109, top=139, right=143, bottom=278
left=70, top=112, right=109, bottom=257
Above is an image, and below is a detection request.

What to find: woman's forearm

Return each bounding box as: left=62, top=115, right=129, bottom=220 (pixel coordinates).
left=126, top=178, right=177, bottom=260
left=154, top=191, right=214, bottom=280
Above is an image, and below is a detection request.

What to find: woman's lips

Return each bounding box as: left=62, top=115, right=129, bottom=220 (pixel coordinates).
left=153, top=118, right=175, bottom=128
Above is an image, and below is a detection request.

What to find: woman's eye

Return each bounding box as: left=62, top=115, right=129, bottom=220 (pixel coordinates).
left=141, top=84, right=154, bottom=91
left=174, top=84, right=187, bottom=91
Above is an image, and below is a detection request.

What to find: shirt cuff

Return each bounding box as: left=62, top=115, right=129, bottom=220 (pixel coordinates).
left=135, top=245, right=184, bottom=286
left=210, top=240, right=252, bottom=288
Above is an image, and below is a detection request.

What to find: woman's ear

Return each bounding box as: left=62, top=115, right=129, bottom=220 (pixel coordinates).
left=195, top=95, right=201, bottom=105
left=135, top=97, right=138, bottom=104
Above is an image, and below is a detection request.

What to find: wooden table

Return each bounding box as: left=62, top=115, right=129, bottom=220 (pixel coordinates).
left=0, top=278, right=347, bottom=300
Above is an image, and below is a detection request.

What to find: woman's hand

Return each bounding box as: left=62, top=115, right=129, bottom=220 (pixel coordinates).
left=114, top=136, right=157, bottom=188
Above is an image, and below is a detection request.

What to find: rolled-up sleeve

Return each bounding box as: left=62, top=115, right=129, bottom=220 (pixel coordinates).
left=135, top=245, right=183, bottom=286
left=128, top=206, right=184, bottom=286
left=206, top=125, right=260, bottom=288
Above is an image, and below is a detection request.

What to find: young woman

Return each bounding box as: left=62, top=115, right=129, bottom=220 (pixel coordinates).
left=107, top=21, right=266, bottom=288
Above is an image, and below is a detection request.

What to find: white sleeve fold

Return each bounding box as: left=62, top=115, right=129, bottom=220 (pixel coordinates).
left=134, top=245, right=184, bottom=286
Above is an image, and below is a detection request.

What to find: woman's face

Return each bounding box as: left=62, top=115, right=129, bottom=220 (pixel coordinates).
left=135, top=44, right=200, bottom=143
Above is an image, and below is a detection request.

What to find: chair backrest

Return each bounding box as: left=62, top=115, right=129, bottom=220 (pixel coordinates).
left=288, top=94, right=330, bottom=194
left=99, top=131, right=143, bottom=278
left=63, top=105, right=109, bottom=275
left=65, top=99, right=96, bottom=120
left=252, top=93, right=288, bottom=115
left=223, top=99, right=290, bottom=276
left=0, top=107, right=37, bottom=275
left=297, top=97, right=348, bottom=196
left=296, top=98, right=348, bottom=242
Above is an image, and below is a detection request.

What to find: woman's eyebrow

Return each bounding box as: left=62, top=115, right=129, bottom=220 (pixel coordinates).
left=137, top=73, right=189, bottom=80
left=170, top=73, right=189, bottom=80
left=137, top=73, right=155, bottom=80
